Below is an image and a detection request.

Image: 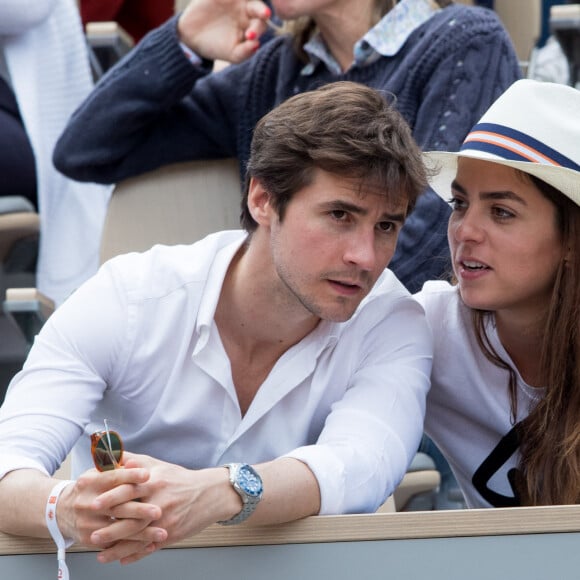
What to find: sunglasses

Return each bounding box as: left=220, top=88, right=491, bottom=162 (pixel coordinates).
left=91, top=420, right=124, bottom=472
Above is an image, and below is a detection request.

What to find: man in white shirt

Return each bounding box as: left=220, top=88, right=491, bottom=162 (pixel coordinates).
left=0, top=81, right=432, bottom=566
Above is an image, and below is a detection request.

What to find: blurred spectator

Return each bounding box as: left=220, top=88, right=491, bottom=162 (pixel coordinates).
left=0, top=0, right=111, bottom=305
left=0, top=54, right=36, bottom=206
left=527, top=0, right=575, bottom=84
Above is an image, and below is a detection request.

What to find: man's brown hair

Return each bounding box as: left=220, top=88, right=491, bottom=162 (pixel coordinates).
left=241, top=81, right=428, bottom=232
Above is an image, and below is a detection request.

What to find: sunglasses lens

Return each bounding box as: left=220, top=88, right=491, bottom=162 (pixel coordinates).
left=92, top=431, right=123, bottom=471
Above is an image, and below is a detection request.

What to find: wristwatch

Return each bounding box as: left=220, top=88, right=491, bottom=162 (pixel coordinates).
left=218, top=463, right=263, bottom=525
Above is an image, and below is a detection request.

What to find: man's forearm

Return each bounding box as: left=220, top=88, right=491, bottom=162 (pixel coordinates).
left=0, top=470, right=60, bottom=538
left=250, top=458, right=321, bottom=525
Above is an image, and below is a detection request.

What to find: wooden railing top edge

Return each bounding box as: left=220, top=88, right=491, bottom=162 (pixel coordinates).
left=2, top=505, right=580, bottom=556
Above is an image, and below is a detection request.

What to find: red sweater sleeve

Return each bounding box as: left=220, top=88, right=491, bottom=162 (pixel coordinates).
left=79, top=0, right=125, bottom=25
left=117, top=0, right=175, bottom=42
left=79, top=0, right=174, bottom=42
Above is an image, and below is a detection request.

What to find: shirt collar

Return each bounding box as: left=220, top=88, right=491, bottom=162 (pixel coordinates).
left=302, top=0, right=439, bottom=75
left=192, top=233, right=343, bottom=355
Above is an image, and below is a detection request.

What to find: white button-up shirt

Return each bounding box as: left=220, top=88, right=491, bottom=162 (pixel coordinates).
left=0, top=231, right=432, bottom=514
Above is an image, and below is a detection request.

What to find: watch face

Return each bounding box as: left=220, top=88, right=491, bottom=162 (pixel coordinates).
left=238, top=464, right=263, bottom=497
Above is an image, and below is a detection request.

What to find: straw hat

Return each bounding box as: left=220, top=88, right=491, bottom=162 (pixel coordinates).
left=423, top=79, right=580, bottom=206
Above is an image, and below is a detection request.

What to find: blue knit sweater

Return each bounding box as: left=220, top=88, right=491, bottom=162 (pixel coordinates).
left=54, top=4, right=520, bottom=291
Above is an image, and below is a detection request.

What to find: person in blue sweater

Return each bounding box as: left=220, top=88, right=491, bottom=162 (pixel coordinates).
left=54, top=0, right=521, bottom=293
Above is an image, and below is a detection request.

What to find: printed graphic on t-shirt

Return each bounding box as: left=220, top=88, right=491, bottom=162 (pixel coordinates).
left=472, top=424, right=522, bottom=507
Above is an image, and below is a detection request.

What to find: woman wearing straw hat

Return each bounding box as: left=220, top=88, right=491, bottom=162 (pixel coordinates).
left=417, top=79, right=580, bottom=508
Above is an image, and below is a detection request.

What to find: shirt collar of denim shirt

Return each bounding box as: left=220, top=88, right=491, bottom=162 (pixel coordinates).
left=301, top=0, right=440, bottom=75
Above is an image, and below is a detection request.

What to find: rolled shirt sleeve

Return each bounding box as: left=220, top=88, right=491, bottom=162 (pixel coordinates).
left=285, top=285, right=432, bottom=515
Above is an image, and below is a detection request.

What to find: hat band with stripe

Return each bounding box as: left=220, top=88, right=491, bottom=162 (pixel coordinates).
left=460, top=123, right=580, bottom=172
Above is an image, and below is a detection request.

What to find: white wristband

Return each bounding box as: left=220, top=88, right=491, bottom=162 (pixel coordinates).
left=46, top=479, right=75, bottom=580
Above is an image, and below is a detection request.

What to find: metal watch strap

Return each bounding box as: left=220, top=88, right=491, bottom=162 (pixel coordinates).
left=218, top=463, right=262, bottom=526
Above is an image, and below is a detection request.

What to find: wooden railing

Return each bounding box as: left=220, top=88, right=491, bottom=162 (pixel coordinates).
left=2, top=506, right=580, bottom=579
